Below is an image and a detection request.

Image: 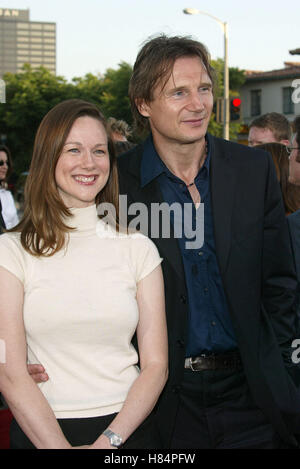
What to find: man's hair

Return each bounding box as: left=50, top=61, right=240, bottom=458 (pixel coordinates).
left=10, top=99, right=119, bottom=257
left=129, top=34, right=215, bottom=134
left=107, top=117, right=132, bottom=139
left=0, top=143, right=13, bottom=181
left=249, top=112, right=292, bottom=142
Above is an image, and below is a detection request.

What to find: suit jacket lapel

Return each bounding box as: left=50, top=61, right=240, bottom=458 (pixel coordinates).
left=210, top=136, right=237, bottom=275
left=121, top=145, right=185, bottom=281
left=140, top=179, right=185, bottom=281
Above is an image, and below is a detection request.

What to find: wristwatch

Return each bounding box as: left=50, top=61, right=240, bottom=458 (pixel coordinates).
left=103, top=428, right=123, bottom=448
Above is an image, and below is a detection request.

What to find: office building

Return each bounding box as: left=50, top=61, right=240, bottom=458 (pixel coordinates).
left=0, top=7, right=56, bottom=77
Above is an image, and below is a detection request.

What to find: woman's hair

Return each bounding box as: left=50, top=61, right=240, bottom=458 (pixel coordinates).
left=10, top=99, right=119, bottom=257
left=293, top=116, right=300, bottom=161
left=256, top=142, right=300, bottom=215
left=129, top=34, right=215, bottom=135
left=0, top=143, right=13, bottom=182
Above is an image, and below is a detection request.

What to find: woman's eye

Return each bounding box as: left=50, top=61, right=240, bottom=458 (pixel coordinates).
left=68, top=148, right=79, bottom=153
left=95, top=149, right=105, bottom=156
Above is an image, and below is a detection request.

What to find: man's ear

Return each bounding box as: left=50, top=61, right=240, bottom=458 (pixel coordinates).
left=136, top=99, right=151, bottom=118
left=280, top=139, right=290, bottom=147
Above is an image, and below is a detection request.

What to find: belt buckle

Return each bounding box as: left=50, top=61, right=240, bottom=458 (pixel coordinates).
left=189, top=354, right=206, bottom=371
left=188, top=357, right=197, bottom=371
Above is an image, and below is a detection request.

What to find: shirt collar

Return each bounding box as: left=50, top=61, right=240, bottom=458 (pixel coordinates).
left=140, top=134, right=211, bottom=188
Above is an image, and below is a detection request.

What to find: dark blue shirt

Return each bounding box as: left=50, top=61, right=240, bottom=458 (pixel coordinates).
left=141, top=135, right=237, bottom=356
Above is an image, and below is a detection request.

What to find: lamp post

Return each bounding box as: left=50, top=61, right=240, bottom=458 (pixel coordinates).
left=183, top=8, right=229, bottom=140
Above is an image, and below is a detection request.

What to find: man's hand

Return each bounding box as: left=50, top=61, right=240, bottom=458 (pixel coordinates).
left=27, top=364, right=49, bottom=384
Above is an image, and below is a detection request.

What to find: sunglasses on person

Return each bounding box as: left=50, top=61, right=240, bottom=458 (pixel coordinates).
left=0, top=160, right=9, bottom=167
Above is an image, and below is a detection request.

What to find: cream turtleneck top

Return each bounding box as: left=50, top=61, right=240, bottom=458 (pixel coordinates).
left=0, top=205, right=162, bottom=418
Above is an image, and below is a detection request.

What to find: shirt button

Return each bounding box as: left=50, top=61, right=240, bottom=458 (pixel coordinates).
left=204, top=287, right=208, bottom=293
left=198, top=251, right=203, bottom=256
left=211, top=321, right=216, bottom=326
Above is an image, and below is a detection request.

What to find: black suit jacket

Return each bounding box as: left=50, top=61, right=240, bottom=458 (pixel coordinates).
left=118, top=133, right=300, bottom=447
left=0, top=198, right=5, bottom=234
left=288, top=210, right=300, bottom=282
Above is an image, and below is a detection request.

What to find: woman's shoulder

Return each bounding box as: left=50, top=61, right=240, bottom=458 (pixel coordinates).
left=0, top=231, right=22, bottom=250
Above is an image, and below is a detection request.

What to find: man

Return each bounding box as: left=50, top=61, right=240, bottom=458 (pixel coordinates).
left=248, top=112, right=291, bottom=147
left=117, top=35, right=300, bottom=449
left=31, top=35, right=300, bottom=449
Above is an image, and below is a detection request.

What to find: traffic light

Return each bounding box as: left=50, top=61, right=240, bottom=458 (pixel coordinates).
left=230, top=97, right=241, bottom=121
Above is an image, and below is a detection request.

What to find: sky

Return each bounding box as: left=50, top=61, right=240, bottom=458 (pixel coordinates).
left=3, top=0, right=300, bottom=81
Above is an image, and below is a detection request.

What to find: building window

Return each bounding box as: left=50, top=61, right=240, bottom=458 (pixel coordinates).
left=30, top=23, right=42, bottom=30
left=43, top=24, right=55, bottom=31
left=43, top=38, right=55, bottom=44
left=282, top=87, right=294, bottom=115
left=17, top=22, right=29, bottom=29
left=251, top=89, right=261, bottom=116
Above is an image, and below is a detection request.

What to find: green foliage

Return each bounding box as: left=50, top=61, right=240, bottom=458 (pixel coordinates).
left=0, top=64, right=75, bottom=172
left=209, top=58, right=245, bottom=140
left=100, top=62, right=133, bottom=124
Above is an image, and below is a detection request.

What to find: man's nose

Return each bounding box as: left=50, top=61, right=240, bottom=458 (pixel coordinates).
left=188, top=91, right=205, bottom=111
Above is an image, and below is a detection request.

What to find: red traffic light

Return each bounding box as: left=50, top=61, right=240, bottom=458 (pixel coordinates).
left=232, top=98, right=241, bottom=108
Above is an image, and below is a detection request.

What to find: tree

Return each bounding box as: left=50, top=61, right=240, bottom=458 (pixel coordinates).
left=0, top=64, right=75, bottom=172
left=100, top=62, right=133, bottom=124
left=208, top=58, right=245, bottom=140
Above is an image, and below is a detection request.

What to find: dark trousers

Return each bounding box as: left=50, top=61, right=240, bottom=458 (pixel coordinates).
left=170, top=368, right=285, bottom=449
left=10, top=412, right=159, bottom=449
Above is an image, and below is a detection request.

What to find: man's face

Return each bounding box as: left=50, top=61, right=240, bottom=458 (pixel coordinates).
left=248, top=127, right=277, bottom=147
left=138, top=56, right=213, bottom=146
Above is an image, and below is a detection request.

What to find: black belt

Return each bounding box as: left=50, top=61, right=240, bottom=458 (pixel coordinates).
left=184, top=350, right=242, bottom=371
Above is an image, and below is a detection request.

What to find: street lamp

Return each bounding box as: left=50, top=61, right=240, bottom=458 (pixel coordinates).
left=183, top=7, right=229, bottom=140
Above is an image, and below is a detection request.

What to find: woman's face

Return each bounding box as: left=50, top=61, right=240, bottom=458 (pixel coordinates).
left=0, top=150, right=9, bottom=182
left=55, top=116, right=110, bottom=208
left=289, top=134, right=300, bottom=186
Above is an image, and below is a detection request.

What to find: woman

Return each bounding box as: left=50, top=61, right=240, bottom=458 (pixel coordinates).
left=0, top=99, right=168, bottom=449
left=0, top=144, right=19, bottom=230
left=256, top=142, right=300, bottom=216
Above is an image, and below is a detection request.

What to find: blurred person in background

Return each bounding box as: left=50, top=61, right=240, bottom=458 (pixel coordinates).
left=107, top=117, right=135, bottom=156
left=248, top=112, right=291, bottom=147
left=0, top=144, right=19, bottom=230
left=288, top=116, right=300, bottom=283
left=256, top=142, right=300, bottom=216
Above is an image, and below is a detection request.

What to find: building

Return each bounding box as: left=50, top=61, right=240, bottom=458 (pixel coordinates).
left=0, top=7, right=56, bottom=77
left=240, top=61, right=300, bottom=127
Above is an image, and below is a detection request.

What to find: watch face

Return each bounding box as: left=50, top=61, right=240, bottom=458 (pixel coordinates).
left=111, top=434, right=122, bottom=447
left=103, top=429, right=123, bottom=447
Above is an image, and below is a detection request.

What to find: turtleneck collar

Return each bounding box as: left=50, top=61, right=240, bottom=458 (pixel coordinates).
left=65, top=204, right=99, bottom=237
